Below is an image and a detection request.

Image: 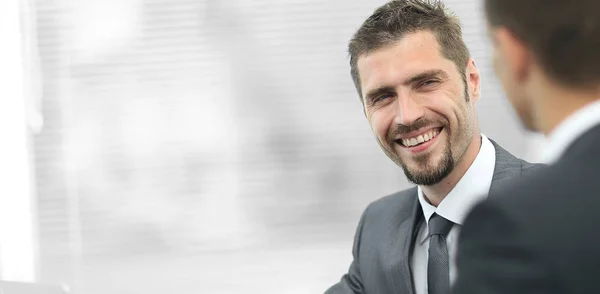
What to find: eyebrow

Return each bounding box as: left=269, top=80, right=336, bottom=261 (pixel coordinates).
left=363, top=69, right=449, bottom=102
left=404, top=69, right=448, bottom=85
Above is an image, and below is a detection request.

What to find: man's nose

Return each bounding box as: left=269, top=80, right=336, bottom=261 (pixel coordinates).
left=393, top=94, right=425, bottom=126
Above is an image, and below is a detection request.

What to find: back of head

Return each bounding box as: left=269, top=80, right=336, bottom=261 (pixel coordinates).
left=348, top=0, right=470, bottom=99
left=485, top=0, right=600, bottom=89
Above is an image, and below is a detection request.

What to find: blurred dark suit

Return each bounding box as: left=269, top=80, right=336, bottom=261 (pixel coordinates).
left=453, top=122, right=600, bottom=294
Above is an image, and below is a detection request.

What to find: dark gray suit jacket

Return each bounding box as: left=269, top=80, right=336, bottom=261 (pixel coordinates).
left=326, top=140, right=543, bottom=294
left=452, top=124, right=600, bottom=294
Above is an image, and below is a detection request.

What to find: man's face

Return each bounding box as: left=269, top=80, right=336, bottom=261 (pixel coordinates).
left=357, top=31, right=479, bottom=186
left=490, top=27, right=536, bottom=131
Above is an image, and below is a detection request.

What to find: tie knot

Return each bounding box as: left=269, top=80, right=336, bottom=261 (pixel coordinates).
left=428, top=213, right=454, bottom=236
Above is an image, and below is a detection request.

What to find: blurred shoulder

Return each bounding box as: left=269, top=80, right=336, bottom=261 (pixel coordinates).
left=482, top=161, right=574, bottom=224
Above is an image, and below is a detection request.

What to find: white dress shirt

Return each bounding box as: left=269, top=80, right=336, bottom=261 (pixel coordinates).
left=411, top=134, right=496, bottom=294
left=542, top=99, right=600, bottom=164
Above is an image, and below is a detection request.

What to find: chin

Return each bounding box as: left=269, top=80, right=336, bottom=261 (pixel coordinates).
left=404, top=154, right=439, bottom=173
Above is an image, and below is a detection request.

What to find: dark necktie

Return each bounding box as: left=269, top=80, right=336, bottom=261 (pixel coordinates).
left=427, top=213, right=454, bottom=294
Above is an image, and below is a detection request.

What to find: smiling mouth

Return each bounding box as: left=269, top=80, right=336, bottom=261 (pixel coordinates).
left=395, top=127, right=443, bottom=148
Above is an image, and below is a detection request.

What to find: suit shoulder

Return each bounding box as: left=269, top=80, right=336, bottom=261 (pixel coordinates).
left=490, top=165, right=552, bottom=203
left=486, top=163, right=573, bottom=220
left=521, top=160, right=547, bottom=175
left=362, top=188, right=417, bottom=218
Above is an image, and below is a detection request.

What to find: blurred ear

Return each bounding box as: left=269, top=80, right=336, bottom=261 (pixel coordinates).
left=466, top=58, right=480, bottom=102
left=492, top=27, right=532, bottom=83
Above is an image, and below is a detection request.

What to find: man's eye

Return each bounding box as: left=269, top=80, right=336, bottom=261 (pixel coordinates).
left=375, top=94, right=393, bottom=102
left=420, top=79, right=439, bottom=87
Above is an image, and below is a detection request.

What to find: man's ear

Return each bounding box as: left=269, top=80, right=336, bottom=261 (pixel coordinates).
left=493, top=27, right=532, bottom=83
left=466, top=58, right=481, bottom=102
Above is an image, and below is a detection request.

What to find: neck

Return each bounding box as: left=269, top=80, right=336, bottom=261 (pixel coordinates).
left=533, top=83, right=600, bottom=135
left=421, top=133, right=482, bottom=207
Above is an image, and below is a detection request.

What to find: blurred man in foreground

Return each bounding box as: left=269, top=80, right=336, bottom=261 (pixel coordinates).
left=325, top=1, right=541, bottom=293
left=453, top=0, right=600, bottom=293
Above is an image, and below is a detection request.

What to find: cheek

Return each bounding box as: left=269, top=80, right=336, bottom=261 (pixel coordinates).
left=493, top=52, right=514, bottom=90
left=492, top=51, right=500, bottom=73
left=496, top=71, right=521, bottom=109
left=423, top=92, right=460, bottom=124
left=492, top=47, right=505, bottom=74
left=508, top=91, right=529, bottom=115
left=369, top=110, right=393, bottom=143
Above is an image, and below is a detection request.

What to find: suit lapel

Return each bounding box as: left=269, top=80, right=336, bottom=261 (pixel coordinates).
left=387, top=188, right=422, bottom=294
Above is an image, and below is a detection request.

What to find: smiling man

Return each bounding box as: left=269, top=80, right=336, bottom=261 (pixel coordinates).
left=325, top=1, right=543, bottom=294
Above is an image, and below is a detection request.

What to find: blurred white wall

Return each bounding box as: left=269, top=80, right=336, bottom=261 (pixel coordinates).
left=0, top=0, right=39, bottom=282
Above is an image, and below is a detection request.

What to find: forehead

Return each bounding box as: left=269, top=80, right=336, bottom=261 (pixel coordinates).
left=357, top=31, right=456, bottom=92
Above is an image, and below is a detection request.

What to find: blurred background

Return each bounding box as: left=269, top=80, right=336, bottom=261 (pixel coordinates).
left=0, top=0, right=545, bottom=293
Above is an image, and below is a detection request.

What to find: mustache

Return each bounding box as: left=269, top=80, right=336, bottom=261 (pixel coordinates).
left=388, top=118, right=444, bottom=138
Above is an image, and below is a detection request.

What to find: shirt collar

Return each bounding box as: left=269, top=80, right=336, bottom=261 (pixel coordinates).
left=417, top=134, right=496, bottom=243
left=542, top=99, right=600, bottom=164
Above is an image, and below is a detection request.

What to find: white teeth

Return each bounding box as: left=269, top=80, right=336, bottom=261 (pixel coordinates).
left=401, top=129, right=441, bottom=147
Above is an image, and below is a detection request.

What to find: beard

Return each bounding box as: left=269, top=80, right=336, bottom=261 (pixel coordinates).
left=379, top=131, right=455, bottom=186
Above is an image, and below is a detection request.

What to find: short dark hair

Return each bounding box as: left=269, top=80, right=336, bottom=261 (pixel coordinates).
left=485, top=0, right=600, bottom=88
left=348, top=0, right=470, bottom=100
